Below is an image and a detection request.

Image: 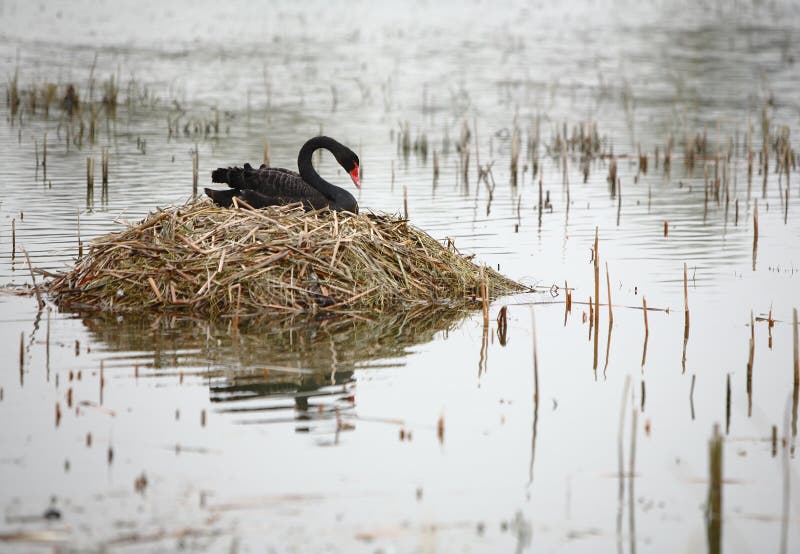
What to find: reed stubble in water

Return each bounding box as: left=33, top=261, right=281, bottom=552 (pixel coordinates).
left=192, top=145, right=199, bottom=197
left=707, top=424, right=723, bottom=554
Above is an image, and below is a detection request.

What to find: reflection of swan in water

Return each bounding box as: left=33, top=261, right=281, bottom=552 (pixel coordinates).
left=77, top=306, right=472, bottom=430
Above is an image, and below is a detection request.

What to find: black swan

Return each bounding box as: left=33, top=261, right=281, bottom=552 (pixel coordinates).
left=205, top=136, right=360, bottom=214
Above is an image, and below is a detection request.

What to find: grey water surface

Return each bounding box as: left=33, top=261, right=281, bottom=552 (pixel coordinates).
left=1, top=0, right=800, bottom=551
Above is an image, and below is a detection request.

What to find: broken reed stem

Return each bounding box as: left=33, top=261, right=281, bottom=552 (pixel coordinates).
left=754, top=198, right=759, bottom=245
left=11, top=218, right=15, bottom=263
left=594, top=227, right=600, bottom=331
left=86, top=157, right=94, bottom=191
left=684, top=263, right=690, bottom=338
left=101, top=147, right=109, bottom=187
left=77, top=210, right=83, bottom=259
left=606, top=262, right=613, bottom=327
left=263, top=140, right=270, bottom=166
left=747, top=310, right=755, bottom=417
left=403, top=185, right=408, bottom=220
left=794, top=308, right=799, bottom=397
left=753, top=198, right=759, bottom=271
left=643, top=296, right=649, bottom=336
left=22, top=248, right=45, bottom=311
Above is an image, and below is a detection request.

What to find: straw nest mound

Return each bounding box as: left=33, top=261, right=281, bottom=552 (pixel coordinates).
left=48, top=200, right=525, bottom=315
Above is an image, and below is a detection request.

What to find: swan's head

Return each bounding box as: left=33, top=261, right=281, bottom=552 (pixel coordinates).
left=336, top=148, right=360, bottom=189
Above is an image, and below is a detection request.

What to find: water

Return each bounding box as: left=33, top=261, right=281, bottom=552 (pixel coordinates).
left=1, top=0, right=800, bottom=551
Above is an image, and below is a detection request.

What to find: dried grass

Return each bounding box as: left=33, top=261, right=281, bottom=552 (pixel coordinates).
left=48, top=199, right=525, bottom=316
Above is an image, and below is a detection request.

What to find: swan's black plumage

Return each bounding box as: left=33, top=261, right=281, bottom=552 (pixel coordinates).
left=205, top=136, right=360, bottom=213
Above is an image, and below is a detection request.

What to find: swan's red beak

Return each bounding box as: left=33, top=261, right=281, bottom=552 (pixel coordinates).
left=349, top=165, right=360, bottom=188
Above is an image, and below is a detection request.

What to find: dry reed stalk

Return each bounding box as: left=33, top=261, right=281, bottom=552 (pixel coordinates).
left=772, top=425, right=778, bottom=457
left=684, top=263, right=690, bottom=338
left=101, top=147, right=109, bottom=187
left=606, top=262, right=613, bottom=327
left=726, top=374, right=731, bottom=435
left=264, top=140, right=270, bottom=166
left=747, top=310, right=755, bottom=417
left=565, top=280, right=572, bottom=312
left=480, top=267, right=489, bottom=328
left=794, top=308, right=799, bottom=396
left=754, top=198, right=759, bottom=242
left=643, top=296, right=649, bottom=336
left=753, top=198, right=759, bottom=271
left=663, top=220, right=668, bottom=237
left=530, top=305, right=539, bottom=481
left=403, top=185, right=408, bottom=219
left=594, top=227, right=600, bottom=329
left=496, top=305, right=508, bottom=346
left=86, top=157, right=94, bottom=192
left=77, top=210, right=83, bottom=259
left=22, top=248, right=44, bottom=311
left=192, top=146, right=199, bottom=196
left=11, top=218, right=15, bottom=263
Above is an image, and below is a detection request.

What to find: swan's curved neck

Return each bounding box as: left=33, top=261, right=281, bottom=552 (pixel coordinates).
left=297, top=136, right=343, bottom=200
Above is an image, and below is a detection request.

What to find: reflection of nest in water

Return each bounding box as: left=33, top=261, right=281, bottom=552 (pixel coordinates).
left=49, top=200, right=525, bottom=316
left=79, top=305, right=473, bottom=410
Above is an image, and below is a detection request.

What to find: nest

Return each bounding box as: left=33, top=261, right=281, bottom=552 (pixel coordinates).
left=48, top=200, right=525, bottom=316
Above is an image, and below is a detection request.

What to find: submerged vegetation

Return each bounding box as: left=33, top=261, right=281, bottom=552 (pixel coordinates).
left=48, top=200, right=525, bottom=316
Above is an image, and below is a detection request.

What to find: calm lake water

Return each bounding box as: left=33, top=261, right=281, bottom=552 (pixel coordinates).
left=1, top=0, right=800, bottom=552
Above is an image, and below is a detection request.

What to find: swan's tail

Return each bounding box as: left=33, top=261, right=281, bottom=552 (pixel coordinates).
left=211, top=167, right=245, bottom=188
